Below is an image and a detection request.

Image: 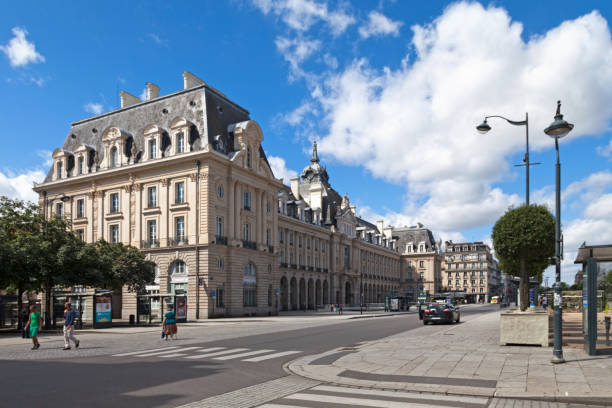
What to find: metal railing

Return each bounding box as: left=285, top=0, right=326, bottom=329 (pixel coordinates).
left=216, top=235, right=228, bottom=245
left=242, top=240, right=257, bottom=250
left=141, top=239, right=159, bottom=248
left=168, top=236, right=188, bottom=246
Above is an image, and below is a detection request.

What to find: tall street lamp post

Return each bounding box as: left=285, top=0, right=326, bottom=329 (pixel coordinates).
left=544, top=101, right=573, bottom=364
left=476, top=113, right=538, bottom=205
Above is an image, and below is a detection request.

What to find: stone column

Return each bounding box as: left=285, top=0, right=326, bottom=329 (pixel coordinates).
left=235, top=182, right=241, bottom=239
left=97, top=190, right=105, bottom=241
left=254, top=188, right=261, bottom=245
left=160, top=178, right=169, bottom=246
left=228, top=179, right=235, bottom=241
left=135, top=183, right=143, bottom=247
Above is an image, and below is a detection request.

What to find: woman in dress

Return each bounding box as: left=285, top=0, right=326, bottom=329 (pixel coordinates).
left=162, top=304, right=177, bottom=340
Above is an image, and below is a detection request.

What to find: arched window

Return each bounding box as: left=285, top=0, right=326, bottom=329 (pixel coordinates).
left=110, top=146, right=118, bottom=167
left=243, top=263, right=256, bottom=307
left=169, top=260, right=188, bottom=294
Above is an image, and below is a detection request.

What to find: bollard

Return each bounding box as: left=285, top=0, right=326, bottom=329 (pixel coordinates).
left=605, top=316, right=611, bottom=346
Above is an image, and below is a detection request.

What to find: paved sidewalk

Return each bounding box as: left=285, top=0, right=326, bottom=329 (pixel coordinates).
left=287, top=308, right=612, bottom=405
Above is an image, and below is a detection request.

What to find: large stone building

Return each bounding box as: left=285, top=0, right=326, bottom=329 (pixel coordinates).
left=393, top=224, right=443, bottom=300
left=33, top=72, right=402, bottom=320
left=442, top=241, right=501, bottom=302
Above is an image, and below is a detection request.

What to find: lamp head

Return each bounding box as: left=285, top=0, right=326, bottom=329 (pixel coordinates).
left=544, top=100, right=573, bottom=138
left=476, top=119, right=491, bottom=134
left=60, top=193, right=70, bottom=202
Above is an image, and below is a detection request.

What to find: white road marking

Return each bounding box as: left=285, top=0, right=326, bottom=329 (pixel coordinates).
left=213, top=349, right=275, bottom=360
left=137, top=346, right=202, bottom=357
left=184, top=348, right=249, bottom=359
left=311, top=385, right=489, bottom=405
left=112, top=346, right=179, bottom=357
left=242, top=350, right=302, bottom=362
left=257, top=404, right=304, bottom=408
left=284, top=393, right=444, bottom=407
left=158, top=353, right=188, bottom=358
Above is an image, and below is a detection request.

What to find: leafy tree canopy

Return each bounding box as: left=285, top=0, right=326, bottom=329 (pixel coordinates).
left=492, top=204, right=555, bottom=278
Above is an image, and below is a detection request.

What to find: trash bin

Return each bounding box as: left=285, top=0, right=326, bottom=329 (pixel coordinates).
left=129, top=314, right=135, bottom=325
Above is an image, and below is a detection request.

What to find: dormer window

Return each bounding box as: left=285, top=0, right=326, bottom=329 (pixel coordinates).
left=77, top=156, right=84, bottom=175
left=149, top=139, right=157, bottom=159
left=176, top=133, right=185, bottom=153
left=57, top=162, right=63, bottom=179
left=110, top=147, right=118, bottom=167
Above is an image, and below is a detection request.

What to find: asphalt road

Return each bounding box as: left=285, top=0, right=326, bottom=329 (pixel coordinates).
left=0, top=304, right=496, bottom=408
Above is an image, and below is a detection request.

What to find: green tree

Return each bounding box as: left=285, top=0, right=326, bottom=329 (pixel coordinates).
left=0, top=197, right=46, bottom=329
left=492, top=205, right=555, bottom=311
left=93, top=240, right=155, bottom=292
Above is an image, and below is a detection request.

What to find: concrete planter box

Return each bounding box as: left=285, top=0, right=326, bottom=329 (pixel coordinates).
left=500, top=309, right=549, bottom=347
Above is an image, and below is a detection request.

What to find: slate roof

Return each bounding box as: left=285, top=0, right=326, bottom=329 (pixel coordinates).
left=393, top=226, right=438, bottom=252
left=44, top=83, right=252, bottom=183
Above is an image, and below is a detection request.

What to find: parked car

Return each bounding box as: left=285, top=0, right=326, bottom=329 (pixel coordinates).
left=423, top=303, right=460, bottom=325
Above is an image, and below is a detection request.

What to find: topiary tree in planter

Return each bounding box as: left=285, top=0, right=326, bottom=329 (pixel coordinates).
left=492, top=205, right=555, bottom=311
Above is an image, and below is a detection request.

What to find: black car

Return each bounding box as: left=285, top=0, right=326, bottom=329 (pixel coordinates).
left=423, top=303, right=460, bottom=324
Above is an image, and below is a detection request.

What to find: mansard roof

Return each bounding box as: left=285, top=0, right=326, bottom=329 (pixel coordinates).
left=394, top=226, right=437, bottom=250
left=44, top=80, right=252, bottom=183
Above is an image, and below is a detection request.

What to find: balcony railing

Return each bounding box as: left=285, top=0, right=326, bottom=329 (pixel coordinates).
left=290, top=264, right=297, bottom=269
left=299, top=265, right=305, bottom=270
left=280, top=262, right=288, bottom=268
left=141, top=239, right=160, bottom=249
left=316, top=267, right=322, bottom=272
left=242, top=240, right=257, bottom=250
left=216, top=235, right=228, bottom=245
left=307, top=266, right=314, bottom=271
left=267, top=245, right=274, bottom=253
left=323, top=268, right=328, bottom=273
left=168, top=236, right=188, bottom=246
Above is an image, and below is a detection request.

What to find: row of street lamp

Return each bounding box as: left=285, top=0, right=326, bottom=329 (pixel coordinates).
left=476, top=101, right=573, bottom=364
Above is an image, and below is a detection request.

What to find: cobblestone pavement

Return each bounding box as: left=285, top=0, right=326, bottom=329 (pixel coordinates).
left=288, top=306, right=612, bottom=404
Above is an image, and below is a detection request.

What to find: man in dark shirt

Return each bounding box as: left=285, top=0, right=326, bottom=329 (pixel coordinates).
left=63, top=302, right=80, bottom=350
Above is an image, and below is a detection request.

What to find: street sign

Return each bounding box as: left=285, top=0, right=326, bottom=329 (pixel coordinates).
left=211, top=290, right=216, bottom=298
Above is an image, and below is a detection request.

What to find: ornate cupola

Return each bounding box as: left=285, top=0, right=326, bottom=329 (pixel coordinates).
left=300, top=141, right=329, bottom=184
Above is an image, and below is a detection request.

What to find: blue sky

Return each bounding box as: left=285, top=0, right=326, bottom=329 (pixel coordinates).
left=2, top=1, right=612, bottom=282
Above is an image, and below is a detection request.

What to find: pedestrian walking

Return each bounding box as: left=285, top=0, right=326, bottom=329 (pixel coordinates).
left=21, top=307, right=29, bottom=339
left=339, top=304, right=343, bottom=315
left=542, top=296, right=548, bottom=310
left=23, top=305, right=41, bottom=350
left=63, top=302, right=80, bottom=350
left=163, top=305, right=177, bottom=340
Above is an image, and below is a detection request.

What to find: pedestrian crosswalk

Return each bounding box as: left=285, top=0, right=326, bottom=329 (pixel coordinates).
left=258, top=385, right=490, bottom=407
left=111, top=346, right=302, bottom=363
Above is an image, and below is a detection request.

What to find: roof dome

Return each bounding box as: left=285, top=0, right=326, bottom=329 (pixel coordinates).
left=301, top=141, right=329, bottom=183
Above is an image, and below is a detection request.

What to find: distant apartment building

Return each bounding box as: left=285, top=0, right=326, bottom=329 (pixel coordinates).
left=442, top=241, right=501, bottom=302
left=394, top=224, right=443, bottom=301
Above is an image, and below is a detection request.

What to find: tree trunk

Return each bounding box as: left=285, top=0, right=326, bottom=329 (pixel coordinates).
left=17, top=282, right=24, bottom=332
left=44, top=282, right=52, bottom=329
left=519, top=257, right=529, bottom=311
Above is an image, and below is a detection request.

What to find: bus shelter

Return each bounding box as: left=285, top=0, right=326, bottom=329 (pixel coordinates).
left=574, top=243, right=612, bottom=356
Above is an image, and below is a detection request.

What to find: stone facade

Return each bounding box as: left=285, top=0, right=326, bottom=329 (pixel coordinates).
left=33, top=72, right=402, bottom=319
left=442, top=241, right=501, bottom=302
left=393, top=224, right=443, bottom=300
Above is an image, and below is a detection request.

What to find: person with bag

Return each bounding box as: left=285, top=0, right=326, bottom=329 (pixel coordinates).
left=162, top=304, right=177, bottom=340
left=24, top=305, right=41, bottom=350
left=63, top=302, right=80, bottom=350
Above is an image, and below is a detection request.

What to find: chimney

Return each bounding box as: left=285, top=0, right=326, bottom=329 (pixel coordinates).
left=377, top=220, right=384, bottom=234
left=350, top=205, right=356, bottom=215
left=145, top=82, right=160, bottom=100
left=120, top=91, right=141, bottom=108
left=290, top=177, right=300, bottom=199
left=182, top=71, right=205, bottom=89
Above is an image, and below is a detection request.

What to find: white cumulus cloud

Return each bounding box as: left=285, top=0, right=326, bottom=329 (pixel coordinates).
left=253, top=0, right=355, bottom=35
left=305, top=3, right=612, bottom=234
left=84, top=102, right=104, bottom=115
left=0, top=169, right=45, bottom=202
left=268, top=155, right=298, bottom=184
left=0, top=27, right=45, bottom=67
left=359, top=11, right=402, bottom=39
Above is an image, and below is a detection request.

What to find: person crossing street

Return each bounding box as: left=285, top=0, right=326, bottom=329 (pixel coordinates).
left=63, top=302, right=80, bottom=350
